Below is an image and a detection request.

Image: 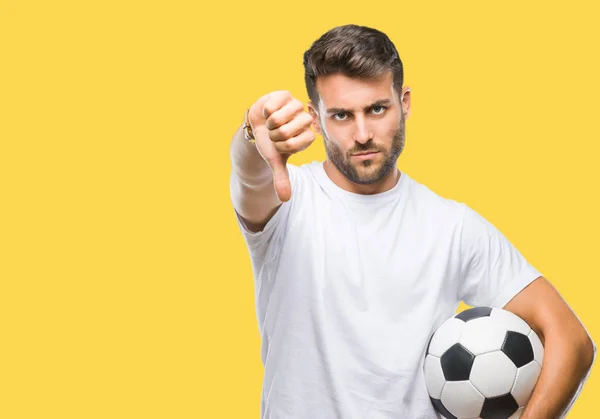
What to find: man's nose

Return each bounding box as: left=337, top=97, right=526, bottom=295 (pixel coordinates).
left=353, top=114, right=373, bottom=144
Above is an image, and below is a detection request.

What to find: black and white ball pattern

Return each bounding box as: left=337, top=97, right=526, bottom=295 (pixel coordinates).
left=424, top=307, right=544, bottom=419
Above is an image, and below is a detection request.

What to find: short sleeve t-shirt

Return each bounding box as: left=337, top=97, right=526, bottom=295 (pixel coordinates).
left=232, top=161, right=543, bottom=419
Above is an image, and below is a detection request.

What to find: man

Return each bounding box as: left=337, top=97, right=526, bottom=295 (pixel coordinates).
left=229, top=24, right=595, bottom=418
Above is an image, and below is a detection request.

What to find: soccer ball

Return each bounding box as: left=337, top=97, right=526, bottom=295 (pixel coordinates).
left=424, top=306, right=544, bottom=419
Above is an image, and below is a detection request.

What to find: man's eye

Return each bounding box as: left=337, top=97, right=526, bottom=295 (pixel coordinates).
left=372, top=106, right=386, bottom=115
left=333, top=112, right=347, bottom=121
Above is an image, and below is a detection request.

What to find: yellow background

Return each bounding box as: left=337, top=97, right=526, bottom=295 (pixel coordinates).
left=1, top=0, right=598, bottom=417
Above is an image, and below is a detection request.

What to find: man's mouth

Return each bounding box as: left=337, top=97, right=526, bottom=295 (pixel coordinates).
left=351, top=151, right=380, bottom=160
left=352, top=150, right=379, bottom=156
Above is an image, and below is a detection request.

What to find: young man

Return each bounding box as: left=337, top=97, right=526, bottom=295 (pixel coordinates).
left=229, top=24, right=595, bottom=419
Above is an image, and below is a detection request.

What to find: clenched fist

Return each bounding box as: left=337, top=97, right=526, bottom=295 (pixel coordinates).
left=247, top=91, right=316, bottom=202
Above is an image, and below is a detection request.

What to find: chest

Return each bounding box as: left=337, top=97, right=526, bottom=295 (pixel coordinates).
left=283, top=198, right=460, bottom=319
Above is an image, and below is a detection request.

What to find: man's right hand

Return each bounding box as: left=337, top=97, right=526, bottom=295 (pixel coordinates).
left=247, top=91, right=316, bottom=202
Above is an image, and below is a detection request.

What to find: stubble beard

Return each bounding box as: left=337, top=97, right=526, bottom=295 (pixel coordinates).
left=324, top=114, right=405, bottom=185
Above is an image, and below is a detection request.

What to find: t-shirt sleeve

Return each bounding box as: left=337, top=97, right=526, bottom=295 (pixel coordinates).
left=458, top=204, right=543, bottom=308
left=230, top=163, right=300, bottom=262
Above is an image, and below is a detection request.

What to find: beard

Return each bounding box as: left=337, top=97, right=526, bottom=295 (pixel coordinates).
left=323, top=114, right=405, bottom=185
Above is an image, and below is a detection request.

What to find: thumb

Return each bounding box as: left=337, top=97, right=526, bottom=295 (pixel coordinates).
left=268, top=154, right=292, bottom=202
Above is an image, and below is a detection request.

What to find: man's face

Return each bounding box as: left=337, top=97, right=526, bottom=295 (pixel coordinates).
left=309, top=71, right=410, bottom=185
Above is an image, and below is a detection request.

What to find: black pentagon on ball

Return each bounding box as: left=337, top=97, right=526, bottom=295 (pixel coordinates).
left=430, top=397, right=457, bottom=419
left=455, top=306, right=493, bottom=322
left=440, top=343, right=475, bottom=381
left=502, top=330, right=534, bottom=368
left=480, top=393, right=519, bottom=418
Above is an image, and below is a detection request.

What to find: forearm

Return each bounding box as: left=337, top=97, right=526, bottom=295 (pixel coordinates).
left=230, top=124, right=271, bottom=184
left=521, top=333, right=595, bottom=419
left=229, top=123, right=281, bottom=228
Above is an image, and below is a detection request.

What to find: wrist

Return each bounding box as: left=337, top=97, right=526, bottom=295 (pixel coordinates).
left=243, top=108, right=256, bottom=143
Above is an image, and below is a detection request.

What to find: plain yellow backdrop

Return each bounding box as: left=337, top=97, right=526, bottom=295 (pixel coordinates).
left=1, top=0, right=598, bottom=417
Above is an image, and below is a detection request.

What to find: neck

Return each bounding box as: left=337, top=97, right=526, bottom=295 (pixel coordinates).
left=323, top=160, right=400, bottom=195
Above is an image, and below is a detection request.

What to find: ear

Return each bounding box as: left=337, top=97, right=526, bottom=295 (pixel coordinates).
left=400, top=86, right=411, bottom=119
left=307, top=102, right=323, bottom=135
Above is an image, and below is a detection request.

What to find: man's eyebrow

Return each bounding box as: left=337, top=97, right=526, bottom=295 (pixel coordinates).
left=326, top=99, right=393, bottom=114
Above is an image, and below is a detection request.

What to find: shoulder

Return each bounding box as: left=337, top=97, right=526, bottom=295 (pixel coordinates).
left=403, top=173, right=467, bottom=221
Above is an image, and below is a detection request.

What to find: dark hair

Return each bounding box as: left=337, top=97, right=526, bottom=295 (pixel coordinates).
left=303, top=24, right=404, bottom=105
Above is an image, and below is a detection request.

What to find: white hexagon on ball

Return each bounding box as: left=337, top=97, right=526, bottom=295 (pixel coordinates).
left=490, top=308, right=531, bottom=335
left=459, top=316, right=507, bottom=355
left=428, top=318, right=465, bottom=357
left=470, top=351, right=518, bottom=397
left=440, top=381, right=485, bottom=419
left=511, top=361, right=542, bottom=406
left=423, top=354, right=446, bottom=399
left=528, top=329, right=545, bottom=366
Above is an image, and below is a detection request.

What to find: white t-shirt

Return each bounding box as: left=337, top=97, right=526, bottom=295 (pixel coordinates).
left=232, top=161, right=543, bottom=419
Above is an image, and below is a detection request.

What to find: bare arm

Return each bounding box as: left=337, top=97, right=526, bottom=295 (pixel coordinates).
left=230, top=123, right=282, bottom=233
left=504, top=276, right=596, bottom=418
